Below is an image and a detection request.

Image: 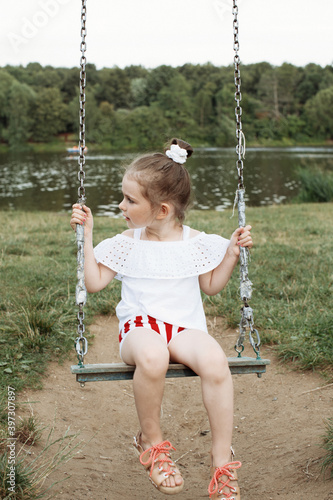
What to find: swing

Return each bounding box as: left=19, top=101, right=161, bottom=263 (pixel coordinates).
left=71, top=0, right=270, bottom=385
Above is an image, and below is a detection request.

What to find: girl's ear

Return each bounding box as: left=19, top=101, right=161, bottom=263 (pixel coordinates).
left=156, top=203, right=171, bottom=220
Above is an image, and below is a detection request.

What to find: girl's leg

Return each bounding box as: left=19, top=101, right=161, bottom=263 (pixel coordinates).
left=168, top=330, right=234, bottom=467
left=121, top=328, right=183, bottom=489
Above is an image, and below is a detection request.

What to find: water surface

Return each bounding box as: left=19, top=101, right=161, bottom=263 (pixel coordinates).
left=1, top=147, right=332, bottom=216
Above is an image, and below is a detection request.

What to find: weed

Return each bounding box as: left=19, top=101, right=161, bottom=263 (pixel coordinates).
left=15, top=415, right=42, bottom=447
left=5, top=290, right=72, bottom=349
left=320, top=418, right=333, bottom=479
left=296, top=167, right=333, bottom=202
left=0, top=423, right=83, bottom=499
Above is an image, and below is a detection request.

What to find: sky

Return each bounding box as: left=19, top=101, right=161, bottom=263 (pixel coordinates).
left=1, top=0, right=332, bottom=70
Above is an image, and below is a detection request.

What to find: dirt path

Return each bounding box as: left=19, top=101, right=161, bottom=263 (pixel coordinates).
left=19, top=315, right=332, bottom=499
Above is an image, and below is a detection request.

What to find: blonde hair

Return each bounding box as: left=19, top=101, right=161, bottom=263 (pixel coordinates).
left=125, top=138, right=193, bottom=223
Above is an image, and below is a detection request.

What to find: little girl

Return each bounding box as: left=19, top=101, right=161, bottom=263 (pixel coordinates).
left=70, top=138, right=252, bottom=500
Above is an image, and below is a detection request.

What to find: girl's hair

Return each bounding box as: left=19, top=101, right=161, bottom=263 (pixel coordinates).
left=125, top=138, right=194, bottom=223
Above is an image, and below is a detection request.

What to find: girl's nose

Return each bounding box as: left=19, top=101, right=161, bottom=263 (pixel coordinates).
left=119, top=198, right=125, bottom=210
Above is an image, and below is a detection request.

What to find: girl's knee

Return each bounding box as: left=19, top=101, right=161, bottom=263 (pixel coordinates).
left=135, top=345, right=170, bottom=378
left=199, top=349, right=230, bottom=383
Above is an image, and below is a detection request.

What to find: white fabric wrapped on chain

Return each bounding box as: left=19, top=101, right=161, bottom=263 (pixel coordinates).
left=165, top=144, right=188, bottom=164
left=93, top=229, right=230, bottom=280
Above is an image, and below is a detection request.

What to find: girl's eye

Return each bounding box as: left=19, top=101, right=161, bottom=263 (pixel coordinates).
left=127, top=197, right=134, bottom=204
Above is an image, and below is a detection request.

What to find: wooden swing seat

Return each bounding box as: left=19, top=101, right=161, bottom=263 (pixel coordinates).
left=71, top=356, right=270, bottom=383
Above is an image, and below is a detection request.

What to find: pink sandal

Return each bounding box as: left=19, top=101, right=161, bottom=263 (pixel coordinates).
left=133, top=432, right=184, bottom=495
left=208, top=461, right=241, bottom=499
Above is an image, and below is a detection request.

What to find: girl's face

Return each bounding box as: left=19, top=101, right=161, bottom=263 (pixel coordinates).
left=119, top=175, right=155, bottom=228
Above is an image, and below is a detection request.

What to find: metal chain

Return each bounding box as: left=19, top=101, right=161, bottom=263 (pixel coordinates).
left=233, top=0, right=245, bottom=191
left=75, top=0, right=88, bottom=367
left=232, top=0, right=261, bottom=359
left=78, top=0, right=87, bottom=204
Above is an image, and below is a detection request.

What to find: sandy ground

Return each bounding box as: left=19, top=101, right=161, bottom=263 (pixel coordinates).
left=18, top=315, right=332, bottom=500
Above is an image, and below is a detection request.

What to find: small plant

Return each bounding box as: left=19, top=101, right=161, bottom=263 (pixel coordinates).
left=320, top=418, right=333, bottom=479
left=2, top=289, right=74, bottom=358
left=0, top=423, right=83, bottom=499
left=6, top=291, right=70, bottom=345
left=15, top=415, right=42, bottom=447
left=296, top=167, right=333, bottom=203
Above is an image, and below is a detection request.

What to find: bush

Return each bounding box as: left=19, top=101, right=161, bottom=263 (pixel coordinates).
left=296, top=168, right=333, bottom=202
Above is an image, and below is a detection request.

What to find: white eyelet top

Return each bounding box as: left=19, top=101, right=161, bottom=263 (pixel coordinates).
left=94, top=226, right=230, bottom=333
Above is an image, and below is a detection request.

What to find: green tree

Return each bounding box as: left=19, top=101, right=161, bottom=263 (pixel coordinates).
left=304, top=86, right=333, bottom=139
left=296, top=63, right=324, bottom=104
left=5, top=81, right=36, bottom=148
left=32, top=87, right=67, bottom=142
left=156, top=74, right=197, bottom=135
left=94, top=67, right=131, bottom=109
left=194, top=82, right=216, bottom=129
left=123, top=65, right=149, bottom=80
left=257, top=67, right=281, bottom=120
left=0, top=69, right=16, bottom=140
left=241, top=62, right=273, bottom=96
left=216, top=84, right=235, bottom=121
left=3, top=65, right=27, bottom=85
left=320, top=65, right=333, bottom=90
left=179, top=63, right=221, bottom=95
left=98, top=101, right=115, bottom=142
left=142, top=65, right=178, bottom=105
left=60, top=67, right=80, bottom=104
left=32, top=67, right=62, bottom=89
left=23, top=62, right=44, bottom=86
left=111, top=106, right=168, bottom=150
left=130, top=78, right=148, bottom=108
left=275, top=63, right=302, bottom=115
left=213, top=115, right=235, bottom=147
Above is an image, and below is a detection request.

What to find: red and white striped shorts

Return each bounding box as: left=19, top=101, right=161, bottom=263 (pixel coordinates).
left=119, top=315, right=186, bottom=356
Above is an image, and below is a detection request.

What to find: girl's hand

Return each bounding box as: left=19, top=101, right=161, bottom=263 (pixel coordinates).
left=70, top=204, right=93, bottom=235
left=228, top=225, right=253, bottom=257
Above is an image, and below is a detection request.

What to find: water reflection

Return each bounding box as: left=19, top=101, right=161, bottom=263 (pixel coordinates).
left=0, top=147, right=332, bottom=215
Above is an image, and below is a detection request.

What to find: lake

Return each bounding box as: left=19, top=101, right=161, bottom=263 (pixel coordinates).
left=1, top=147, right=333, bottom=216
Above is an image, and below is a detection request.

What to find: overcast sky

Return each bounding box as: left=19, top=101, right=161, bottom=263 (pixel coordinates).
left=1, top=0, right=332, bottom=70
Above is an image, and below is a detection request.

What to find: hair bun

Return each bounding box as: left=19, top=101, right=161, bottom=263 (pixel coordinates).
left=166, top=138, right=193, bottom=159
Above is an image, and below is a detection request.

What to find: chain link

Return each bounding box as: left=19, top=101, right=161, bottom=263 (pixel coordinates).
left=232, top=0, right=261, bottom=360
left=75, top=0, right=88, bottom=367
left=78, top=0, right=87, bottom=203
left=233, top=0, right=245, bottom=191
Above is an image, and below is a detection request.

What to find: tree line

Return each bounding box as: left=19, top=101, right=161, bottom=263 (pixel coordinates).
left=0, top=61, right=332, bottom=150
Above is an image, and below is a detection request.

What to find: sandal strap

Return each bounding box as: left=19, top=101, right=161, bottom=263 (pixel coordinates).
left=139, top=440, right=177, bottom=479
left=208, top=461, right=242, bottom=498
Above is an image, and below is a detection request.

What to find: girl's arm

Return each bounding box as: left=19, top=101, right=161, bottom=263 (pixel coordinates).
left=70, top=204, right=117, bottom=293
left=199, top=225, right=253, bottom=296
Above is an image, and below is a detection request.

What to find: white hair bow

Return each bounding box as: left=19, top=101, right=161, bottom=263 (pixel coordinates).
left=165, top=144, right=187, bottom=164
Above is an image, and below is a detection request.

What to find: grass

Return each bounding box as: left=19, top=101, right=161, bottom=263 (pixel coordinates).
left=296, top=168, right=333, bottom=202
left=0, top=204, right=332, bottom=392
left=321, top=418, right=333, bottom=479
left=0, top=211, right=123, bottom=398
left=1, top=206, right=333, bottom=382
left=187, top=204, right=333, bottom=379
left=0, top=204, right=332, bottom=493
left=0, top=422, right=83, bottom=499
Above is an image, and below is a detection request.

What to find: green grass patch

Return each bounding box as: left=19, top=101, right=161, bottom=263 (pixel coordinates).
left=296, top=168, right=333, bottom=202
left=0, top=211, right=123, bottom=401
left=1, top=204, right=332, bottom=497
left=0, top=204, right=332, bottom=406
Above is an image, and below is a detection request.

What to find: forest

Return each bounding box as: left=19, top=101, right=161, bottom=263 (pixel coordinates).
left=0, top=61, right=332, bottom=150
